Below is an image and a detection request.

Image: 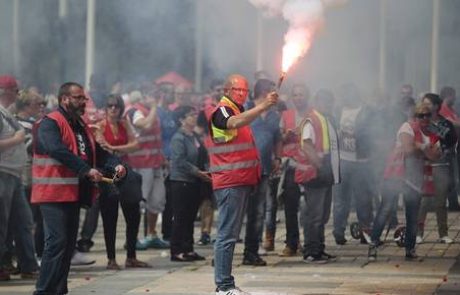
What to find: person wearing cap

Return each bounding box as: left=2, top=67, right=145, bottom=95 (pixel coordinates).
left=207, top=74, right=277, bottom=295
left=31, top=82, right=126, bottom=295
left=241, top=79, right=282, bottom=267
left=0, top=75, right=39, bottom=281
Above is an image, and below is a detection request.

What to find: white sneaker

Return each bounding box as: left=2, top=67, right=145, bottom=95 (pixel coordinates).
left=258, top=246, right=267, bottom=256
left=416, top=236, right=423, bottom=244
left=439, top=236, right=454, bottom=244
left=71, top=251, right=96, bottom=266
left=216, top=287, right=251, bottom=295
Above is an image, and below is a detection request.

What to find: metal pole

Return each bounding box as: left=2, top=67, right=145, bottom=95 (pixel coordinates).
left=194, top=1, right=203, bottom=92
left=256, top=11, right=264, bottom=72
left=378, top=0, right=387, bottom=91
left=430, top=0, right=440, bottom=93
left=85, top=0, right=96, bottom=89
left=12, top=0, right=20, bottom=76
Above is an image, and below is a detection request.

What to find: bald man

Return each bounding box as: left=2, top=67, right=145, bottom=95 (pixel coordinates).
left=207, top=74, right=277, bottom=295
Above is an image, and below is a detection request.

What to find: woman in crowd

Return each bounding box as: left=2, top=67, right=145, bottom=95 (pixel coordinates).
left=94, top=94, right=149, bottom=269
left=368, top=103, right=440, bottom=261
left=417, top=93, right=457, bottom=244
left=169, top=105, right=211, bottom=262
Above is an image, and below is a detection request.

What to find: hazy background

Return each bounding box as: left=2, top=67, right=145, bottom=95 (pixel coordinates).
left=0, top=0, right=459, bottom=99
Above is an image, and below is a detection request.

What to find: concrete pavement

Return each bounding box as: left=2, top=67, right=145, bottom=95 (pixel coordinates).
left=1, top=211, right=460, bottom=295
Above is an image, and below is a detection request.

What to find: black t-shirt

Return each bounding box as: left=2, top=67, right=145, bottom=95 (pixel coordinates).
left=428, top=116, right=457, bottom=152
left=211, top=104, right=244, bottom=130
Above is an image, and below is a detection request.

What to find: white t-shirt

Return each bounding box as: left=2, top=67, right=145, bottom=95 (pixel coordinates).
left=339, top=106, right=362, bottom=161
left=301, top=122, right=316, bottom=144
left=396, top=122, right=430, bottom=147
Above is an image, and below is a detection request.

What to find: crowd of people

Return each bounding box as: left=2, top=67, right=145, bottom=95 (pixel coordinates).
left=0, top=72, right=460, bottom=295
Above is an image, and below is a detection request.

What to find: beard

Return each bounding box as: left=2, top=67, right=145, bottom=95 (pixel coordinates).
left=68, top=102, right=85, bottom=117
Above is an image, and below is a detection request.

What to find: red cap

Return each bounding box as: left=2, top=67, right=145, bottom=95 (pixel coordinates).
left=0, top=75, right=18, bottom=89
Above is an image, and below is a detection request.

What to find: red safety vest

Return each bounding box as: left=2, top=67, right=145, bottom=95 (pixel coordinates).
left=31, top=111, right=97, bottom=203
left=125, top=103, right=164, bottom=169
left=383, top=121, right=436, bottom=195
left=291, top=109, right=330, bottom=184
left=206, top=97, right=260, bottom=190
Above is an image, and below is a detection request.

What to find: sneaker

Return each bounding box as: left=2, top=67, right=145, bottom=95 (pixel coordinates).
left=242, top=253, right=267, bottom=266
left=278, top=245, right=297, bottom=257
left=76, top=239, right=94, bottom=253
left=70, top=251, right=96, bottom=266
left=135, top=240, right=148, bottom=251
left=303, top=254, right=328, bottom=264
left=184, top=252, right=206, bottom=261
left=361, top=230, right=372, bottom=245
left=368, top=246, right=377, bottom=262
left=405, top=249, right=418, bottom=260
left=416, top=236, right=423, bottom=244
left=320, top=251, right=337, bottom=262
left=258, top=247, right=267, bottom=256
left=197, top=233, right=211, bottom=245
left=335, top=237, right=347, bottom=245
left=439, top=236, right=454, bottom=244
left=216, top=287, right=251, bottom=295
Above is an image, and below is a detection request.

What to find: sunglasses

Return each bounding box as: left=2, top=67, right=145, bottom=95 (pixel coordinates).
left=106, top=103, right=121, bottom=109
left=416, top=113, right=431, bottom=119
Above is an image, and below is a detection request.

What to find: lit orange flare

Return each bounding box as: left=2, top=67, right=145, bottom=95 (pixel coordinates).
left=281, top=27, right=314, bottom=73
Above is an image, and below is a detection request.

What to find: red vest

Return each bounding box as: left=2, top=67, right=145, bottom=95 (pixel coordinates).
left=125, top=103, right=164, bottom=169
left=291, top=109, right=329, bottom=184
left=383, top=121, right=436, bottom=195
left=281, top=109, right=301, bottom=158
left=206, top=97, right=260, bottom=190
left=31, top=111, right=97, bottom=203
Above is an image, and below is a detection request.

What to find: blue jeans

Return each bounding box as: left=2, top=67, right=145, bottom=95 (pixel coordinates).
left=7, top=186, right=38, bottom=272
left=35, top=202, right=80, bottom=295
left=244, top=176, right=268, bottom=255
left=371, top=180, right=421, bottom=252
left=333, top=160, right=374, bottom=240
left=214, top=185, right=251, bottom=291
left=264, top=177, right=279, bottom=235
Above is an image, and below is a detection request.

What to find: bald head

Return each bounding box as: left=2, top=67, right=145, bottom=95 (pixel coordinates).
left=224, top=74, right=249, bottom=105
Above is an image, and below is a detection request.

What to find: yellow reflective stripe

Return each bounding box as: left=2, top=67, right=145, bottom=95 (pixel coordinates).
left=211, top=124, right=237, bottom=143
left=138, top=135, right=160, bottom=143
left=210, top=160, right=259, bottom=173
left=33, top=158, right=63, bottom=166
left=207, top=142, right=255, bottom=154
left=129, top=149, right=161, bottom=157
left=33, top=177, right=79, bottom=185
left=314, top=110, right=330, bottom=152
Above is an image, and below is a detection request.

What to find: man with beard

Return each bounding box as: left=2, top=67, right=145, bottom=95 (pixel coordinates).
left=31, top=82, right=126, bottom=295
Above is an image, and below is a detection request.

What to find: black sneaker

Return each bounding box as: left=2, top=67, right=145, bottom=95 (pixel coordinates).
left=242, top=253, right=267, bottom=266
left=184, top=252, right=206, bottom=261
left=368, top=246, right=377, bottom=262
left=197, top=233, right=211, bottom=245
left=405, top=250, right=418, bottom=261
left=303, top=254, right=328, bottom=264
left=320, top=251, right=337, bottom=262
left=335, top=237, right=347, bottom=245
left=76, top=239, right=94, bottom=253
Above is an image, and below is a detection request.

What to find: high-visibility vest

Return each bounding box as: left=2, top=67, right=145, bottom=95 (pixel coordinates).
left=291, top=109, right=330, bottom=184
left=281, top=109, right=302, bottom=158
left=125, top=103, right=164, bottom=169
left=206, top=96, right=260, bottom=190
left=31, top=111, right=97, bottom=203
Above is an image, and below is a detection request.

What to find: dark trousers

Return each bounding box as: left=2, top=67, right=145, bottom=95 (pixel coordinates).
left=170, top=181, right=201, bottom=255
left=302, top=186, right=332, bottom=256
left=162, top=176, right=173, bottom=240
left=25, top=186, right=45, bottom=258
left=35, top=202, right=80, bottom=295
left=99, top=189, right=140, bottom=260
left=283, top=169, right=301, bottom=249
left=244, top=176, right=268, bottom=255
left=79, top=198, right=99, bottom=243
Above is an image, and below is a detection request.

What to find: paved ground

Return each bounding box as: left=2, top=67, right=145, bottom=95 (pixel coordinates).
left=1, top=210, right=460, bottom=295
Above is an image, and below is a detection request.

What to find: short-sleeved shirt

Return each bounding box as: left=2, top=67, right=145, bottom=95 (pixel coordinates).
left=211, top=104, right=245, bottom=130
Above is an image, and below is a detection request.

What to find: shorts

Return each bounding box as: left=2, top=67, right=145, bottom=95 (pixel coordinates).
left=134, top=168, right=166, bottom=214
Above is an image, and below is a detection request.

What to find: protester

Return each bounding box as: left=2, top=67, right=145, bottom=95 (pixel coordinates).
left=169, top=105, right=210, bottom=261
left=31, top=82, right=126, bottom=295
left=0, top=75, right=38, bottom=281
left=417, top=93, right=457, bottom=244
left=242, top=78, right=281, bottom=266
left=296, top=89, right=340, bottom=263
left=125, top=90, right=169, bottom=249
left=93, top=94, right=150, bottom=269
left=278, top=83, right=310, bottom=256
left=208, top=74, right=277, bottom=295
left=369, top=103, right=440, bottom=261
